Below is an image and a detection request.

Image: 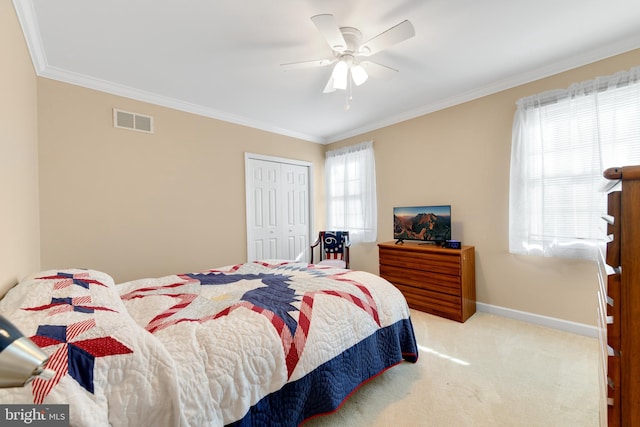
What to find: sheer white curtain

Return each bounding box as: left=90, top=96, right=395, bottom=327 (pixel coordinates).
left=510, top=66, right=640, bottom=259
left=325, top=141, right=377, bottom=243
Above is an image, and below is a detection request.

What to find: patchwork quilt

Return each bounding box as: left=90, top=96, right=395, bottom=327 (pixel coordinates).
left=0, top=261, right=418, bottom=426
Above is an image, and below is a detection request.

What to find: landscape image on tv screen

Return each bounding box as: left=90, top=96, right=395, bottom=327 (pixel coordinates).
left=393, top=205, right=451, bottom=242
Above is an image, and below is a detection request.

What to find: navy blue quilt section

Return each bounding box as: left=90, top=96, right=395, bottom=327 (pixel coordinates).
left=227, top=317, right=418, bottom=427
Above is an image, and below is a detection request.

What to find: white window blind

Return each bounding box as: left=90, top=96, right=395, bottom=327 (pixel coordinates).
left=325, top=141, right=377, bottom=243
left=509, top=66, right=640, bottom=259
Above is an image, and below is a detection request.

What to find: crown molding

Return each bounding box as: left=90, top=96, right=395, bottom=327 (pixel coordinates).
left=13, top=0, right=47, bottom=73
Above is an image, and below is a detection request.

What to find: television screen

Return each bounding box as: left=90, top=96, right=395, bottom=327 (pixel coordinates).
left=393, top=205, right=451, bottom=242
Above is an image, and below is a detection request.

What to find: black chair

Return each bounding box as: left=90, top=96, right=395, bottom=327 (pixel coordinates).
left=310, top=231, right=350, bottom=269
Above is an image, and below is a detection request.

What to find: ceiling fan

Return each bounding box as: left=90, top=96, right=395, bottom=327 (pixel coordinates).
left=281, top=14, right=415, bottom=105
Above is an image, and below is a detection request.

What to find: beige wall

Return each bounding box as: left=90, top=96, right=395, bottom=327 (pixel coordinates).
left=332, top=49, right=640, bottom=326
left=0, top=0, right=40, bottom=296
left=37, top=79, right=326, bottom=283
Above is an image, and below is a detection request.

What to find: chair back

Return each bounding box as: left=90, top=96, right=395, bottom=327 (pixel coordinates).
left=311, top=231, right=350, bottom=268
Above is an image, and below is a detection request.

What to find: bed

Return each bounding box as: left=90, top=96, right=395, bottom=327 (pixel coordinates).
left=0, top=260, right=418, bottom=426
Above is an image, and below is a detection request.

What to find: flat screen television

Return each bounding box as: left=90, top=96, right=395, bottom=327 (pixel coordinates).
left=393, top=205, right=451, bottom=243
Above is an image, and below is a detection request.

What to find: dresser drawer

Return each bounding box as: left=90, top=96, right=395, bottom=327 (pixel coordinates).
left=607, top=191, right=621, bottom=226
left=607, top=239, right=620, bottom=268
left=379, top=247, right=461, bottom=276
left=380, top=264, right=461, bottom=296
left=608, top=353, right=621, bottom=423
left=396, top=283, right=463, bottom=321
left=607, top=273, right=621, bottom=351
left=606, top=190, right=622, bottom=267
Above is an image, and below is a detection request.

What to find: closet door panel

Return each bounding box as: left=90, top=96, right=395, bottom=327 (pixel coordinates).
left=246, top=156, right=311, bottom=262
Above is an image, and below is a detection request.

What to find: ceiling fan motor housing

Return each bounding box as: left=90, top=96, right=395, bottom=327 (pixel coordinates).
left=338, top=27, right=363, bottom=55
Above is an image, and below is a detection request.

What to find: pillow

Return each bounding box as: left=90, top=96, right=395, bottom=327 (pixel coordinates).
left=0, top=269, right=185, bottom=427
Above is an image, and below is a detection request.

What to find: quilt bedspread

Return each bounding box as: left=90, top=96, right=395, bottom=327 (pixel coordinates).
left=0, top=261, right=418, bottom=426
left=0, top=269, right=185, bottom=426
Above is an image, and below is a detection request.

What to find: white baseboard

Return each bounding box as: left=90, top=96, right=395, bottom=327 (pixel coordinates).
left=476, top=302, right=598, bottom=338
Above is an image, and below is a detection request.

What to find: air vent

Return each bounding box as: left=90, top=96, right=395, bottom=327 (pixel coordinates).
left=113, top=109, right=154, bottom=133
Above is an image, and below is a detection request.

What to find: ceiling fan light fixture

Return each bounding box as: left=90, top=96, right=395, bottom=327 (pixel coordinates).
left=323, top=76, right=337, bottom=93
left=351, top=64, right=368, bottom=86
left=332, top=60, right=349, bottom=90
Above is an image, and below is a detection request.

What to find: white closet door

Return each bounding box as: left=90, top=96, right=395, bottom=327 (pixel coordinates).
left=247, top=158, right=281, bottom=260
left=245, top=155, right=312, bottom=262
left=281, top=163, right=310, bottom=261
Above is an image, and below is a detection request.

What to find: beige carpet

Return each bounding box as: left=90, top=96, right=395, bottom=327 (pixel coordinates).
left=304, top=309, right=599, bottom=427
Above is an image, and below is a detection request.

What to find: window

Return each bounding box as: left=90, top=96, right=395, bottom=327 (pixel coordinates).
left=325, top=141, right=377, bottom=243
left=509, top=66, right=640, bottom=259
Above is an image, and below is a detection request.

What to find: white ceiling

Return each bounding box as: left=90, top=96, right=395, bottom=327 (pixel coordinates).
left=14, top=0, right=640, bottom=144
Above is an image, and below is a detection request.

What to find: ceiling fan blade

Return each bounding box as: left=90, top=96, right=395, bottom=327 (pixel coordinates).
left=361, top=61, right=398, bottom=80
left=280, top=58, right=334, bottom=71
left=360, top=20, right=415, bottom=56
left=311, top=14, right=347, bottom=52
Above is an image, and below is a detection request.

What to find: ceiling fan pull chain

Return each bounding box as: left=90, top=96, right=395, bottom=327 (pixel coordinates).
left=345, top=71, right=352, bottom=110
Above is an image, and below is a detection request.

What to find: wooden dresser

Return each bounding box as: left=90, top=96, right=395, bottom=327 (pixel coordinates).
left=599, top=165, right=640, bottom=426
left=378, top=241, right=475, bottom=322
